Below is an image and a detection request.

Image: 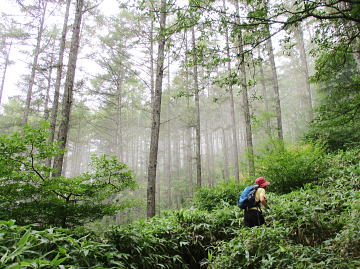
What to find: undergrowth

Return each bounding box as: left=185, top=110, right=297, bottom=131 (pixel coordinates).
left=0, top=147, right=358, bottom=268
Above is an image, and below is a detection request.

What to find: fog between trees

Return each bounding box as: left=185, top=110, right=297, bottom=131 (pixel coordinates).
left=0, top=0, right=358, bottom=222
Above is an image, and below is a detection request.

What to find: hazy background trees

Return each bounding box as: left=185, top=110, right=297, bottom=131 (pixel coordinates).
left=0, top=0, right=359, bottom=223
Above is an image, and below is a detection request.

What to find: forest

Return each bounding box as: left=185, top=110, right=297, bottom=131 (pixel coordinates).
left=0, top=0, right=359, bottom=268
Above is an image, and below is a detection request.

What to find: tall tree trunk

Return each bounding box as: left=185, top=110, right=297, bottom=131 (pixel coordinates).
left=223, top=0, right=240, bottom=182
left=184, top=30, right=193, bottom=194
left=0, top=41, right=12, bottom=105
left=44, top=52, right=55, bottom=121
left=264, top=2, right=283, bottom=140
left=166, top=57, right=172, bottom=208
left=72, top=122, right=82, bottom=176
left=22, top=2, right=47, bottom=125
left=53, top=0, right=84, bottom=177
left=150, top=17, right=155, bottom=104
left=147, top=0, right=167, bottom=219
left=258, top=47, right=272, bottom=137
left=191, top=26, right=202, bottom=187
left=49, top=0, right=71, bottom=146
left=266, top=36, right=283, bottom=140
left=115, top=76, right=123, bottom=158
left=205, top=122, right=215, bottom=187
left=235, top=0, right=255, bottom=176
left=295, top=24, right=313, bottom=121
left=204, top=121, right=211, bottom=186
left=221, top=127, right=230, bottom=182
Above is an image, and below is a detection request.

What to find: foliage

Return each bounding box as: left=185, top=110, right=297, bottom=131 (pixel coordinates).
left=0, top=147, right=358, bottom=268
left=0, top=220, right=127, bottom=268
left=108, top=205, right=243, bottom=269
left=193, top=179, right=252, bottom=211
left=323, top=147, right=360, bottom=187
left=107, top=148, right=359, bottom=269
left=255, top=141, right=326, bottom=194
left=207, top=148, right=360, bottom=268
left=0, top=124, right=137, bottom=228
left=306, top=52, right=360, bottom=151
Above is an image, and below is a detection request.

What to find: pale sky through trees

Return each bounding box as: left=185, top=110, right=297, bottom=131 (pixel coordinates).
left=0, top=0, right=292, bottom=108
left=0, top=0, right=119, bottom=106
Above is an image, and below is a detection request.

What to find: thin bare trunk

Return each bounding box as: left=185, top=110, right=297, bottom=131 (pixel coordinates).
left=44, top=53, right=55, bottom=121
left=221, top=128, right=230, bottom=182
left=147, top=0, right=167, bottom=219
left=267, top=36, right=283, bottom=140
left=72, top=122, right=81, bottom=176
left=53, top=0, right=84, bottom=177
left=150, top=18, right=155, bottom=104
left=295, top=24, right=313, bottom=121
left=166, top=57, right=172, bottom=208
left=223, top=0, right=240, bottom=181
left=192, top=26, right=202, bottom=187
left=204, top=121, right=211, bottom=186
left=185, top=30, right=193, bottom=193
left=235, top=0, right=255, bottom=176
left=116, top=77, right=123, bottom=158
left=258, top=48, right=272, bottom=137
left=263, top=2, right=283, bottom=140
left=22, top=2, right=47, bottom=125
left=49, top=0, right=71, bottom=142
left=209, top=130, right=215, bottom=186
left=0, top=41, right=12, bottom=105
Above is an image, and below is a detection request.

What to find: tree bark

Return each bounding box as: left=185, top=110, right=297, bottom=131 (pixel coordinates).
left=223, top=0, right=240, bottom=182
left=53, top=0, right=84, bottom=177
left=191, top=26, right=202, bottom=187
left=184, top=30, right=193, bottom=194
left=150, top=17, right=155, bottom=105
left=115, top=74, right=123, bottom=158
left=266, top=35, right=283, bottom=140
left=258, top=47, right=272, bottom=137
left=147, top=0, right=167, bottom=219
left=235, top=0, right=255, bottom=176
left=263, top=1, right=283, bottom=140
left=49, top=0, right=71, bottom=143
left=221, top=127, right=230, bottom=182
left=44, top=52, right=55, bottom=121
left=166, top=57, right=172, bottom=208
left=22, top=2, right=47, bottom=125
left=0, top=41, right=12, bottom=105
left=295, top=24, right=313, bottom=121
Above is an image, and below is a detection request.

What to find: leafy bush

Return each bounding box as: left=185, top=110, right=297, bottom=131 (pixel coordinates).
left=322, top=147, right=360, bottom=188
left=306, top=53, right=360, bottom=151
left=209, top=226, right=358, bottom=269
left=208, top=186, right=358, bottom=269
left=0, top=220, right=127, bottom=268
left=107, top=206, right=243, bottom=269
left=193, top=179, right=252, bottom=211
left=267, top=186, right=347, bottom=246
left=255, top=142, right=326, bottom=194
left=0, top=124, right=137, bottom=228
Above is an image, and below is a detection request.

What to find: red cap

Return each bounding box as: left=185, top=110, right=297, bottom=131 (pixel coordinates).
left=255, top=177, right=270, bottom=188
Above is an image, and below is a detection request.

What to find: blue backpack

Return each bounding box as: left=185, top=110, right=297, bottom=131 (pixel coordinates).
left=238, top=185, right=259, bottom=209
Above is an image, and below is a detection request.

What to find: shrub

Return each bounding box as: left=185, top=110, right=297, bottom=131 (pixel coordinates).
left=209, top=185, right=357, bottom=269
left=266, top=186, right=347, bottom=246
left=108, top=216, right=187, bottom=269
left=0, top=124, right=137, bottom=228
left=208, top=226, right=291, bottom=269
left=323, top=147, right=360, bottom=188
left=107, top=205, right=244, bottom=269
left=255, top=142, right=326, bottom=194
left=0, top=220, right=127, bottom=268
left=193, top=179, right=252, bottom=211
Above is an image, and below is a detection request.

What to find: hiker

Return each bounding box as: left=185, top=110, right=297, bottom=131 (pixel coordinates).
left=238, top=177, right=270, bottom=228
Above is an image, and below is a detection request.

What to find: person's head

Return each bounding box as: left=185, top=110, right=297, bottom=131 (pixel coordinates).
left=255, top=177, right=270, bottom=188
